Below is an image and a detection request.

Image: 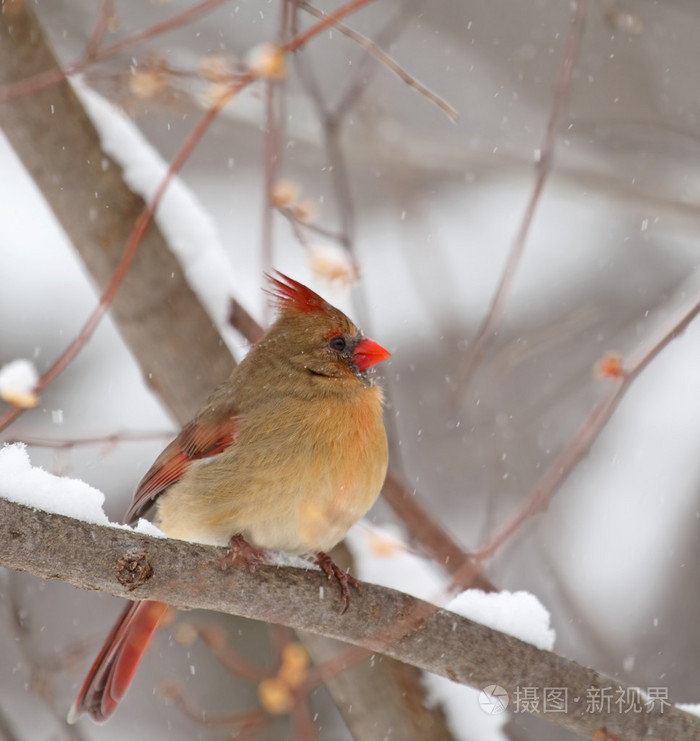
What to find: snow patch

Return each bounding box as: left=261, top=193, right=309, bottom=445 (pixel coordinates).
left=347, top=523, right=555, bottom=650
left=345, top=522, right=449, bottom=600
left=448, top=589, right=556, bottom=651
left=133, top=518, right=166, bottom=538
left=0, top=443, right=111, bottom=525
left=423, top=678, right=509, bottom=741
left=0, top=443, right=164, bottom=538
left=73, top=80, right=247, bottom=356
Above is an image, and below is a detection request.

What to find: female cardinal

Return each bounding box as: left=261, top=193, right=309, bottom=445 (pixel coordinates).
left=68, top=272, right=390, bottom=724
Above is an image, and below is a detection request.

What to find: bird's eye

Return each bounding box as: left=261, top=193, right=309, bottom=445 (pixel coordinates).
left=328, top=335, right=347, bottom=352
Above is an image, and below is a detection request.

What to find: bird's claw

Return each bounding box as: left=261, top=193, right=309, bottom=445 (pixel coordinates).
left=222, top=534, right=266, bottom=572
left=315, top=551, right=361, bottom=613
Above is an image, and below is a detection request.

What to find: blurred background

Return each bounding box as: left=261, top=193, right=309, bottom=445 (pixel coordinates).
left=1, top=0, right=700, bottom=738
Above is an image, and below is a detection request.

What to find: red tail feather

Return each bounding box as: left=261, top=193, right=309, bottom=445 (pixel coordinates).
left=67, top=600, right=170, bottom=724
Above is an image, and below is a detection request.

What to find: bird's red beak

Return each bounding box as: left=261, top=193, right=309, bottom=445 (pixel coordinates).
left=353, top=338, right=391, bottom=372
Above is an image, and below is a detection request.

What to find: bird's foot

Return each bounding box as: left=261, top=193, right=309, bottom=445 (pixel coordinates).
left=315, top=551, right=361, bottom=613
left=222, top=534, right=266, bottom=572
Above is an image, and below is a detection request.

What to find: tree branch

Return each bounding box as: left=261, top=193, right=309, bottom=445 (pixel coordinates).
left=452, top=0, right=588, bottom=397
left=0, top=2, right=235, bottom=424
left=0, top=498, right=696, bottom=741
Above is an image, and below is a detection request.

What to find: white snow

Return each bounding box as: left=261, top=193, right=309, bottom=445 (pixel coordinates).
left=347, top=522, right=555, bottom=649
left=133, top=518, right=166, bottom=538
left=346, top=522, right=555, bottom=741
left=448, top=589, right=556, bottom=651
left=0, top=442, right=110, bottom=524
left=0, top=443, right=164, bottom=537
left=423, top=678, right=509, bottom=741
left=345, top=522, right=449, bottom=600
left=677, top=703, right=700, bottom=718
left=72, top=80, right=250, bottom=357
left=0, top=358, right=39, bottom=407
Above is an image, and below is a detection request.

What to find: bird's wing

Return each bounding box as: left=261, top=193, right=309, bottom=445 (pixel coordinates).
left=124, top=414, right=239, bottom=525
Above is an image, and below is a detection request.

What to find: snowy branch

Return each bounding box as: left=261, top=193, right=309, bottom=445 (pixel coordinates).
left=0, top=497, right=697, bottom=741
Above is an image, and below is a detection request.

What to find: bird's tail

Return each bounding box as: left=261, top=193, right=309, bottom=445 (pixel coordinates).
left=67, top=599, right=170, bottom=724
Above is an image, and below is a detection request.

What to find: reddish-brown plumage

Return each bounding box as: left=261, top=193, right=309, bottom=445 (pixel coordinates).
left=124, top=417, right=240, bottom=523
left=266, top=270, right=330, bottom=314
left=68, top=601, right=170, bottom=724
left=69, top=273, right=390, bottom=724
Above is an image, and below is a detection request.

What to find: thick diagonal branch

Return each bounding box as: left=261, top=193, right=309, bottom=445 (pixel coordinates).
left=0, top=2, right=233, bottom=423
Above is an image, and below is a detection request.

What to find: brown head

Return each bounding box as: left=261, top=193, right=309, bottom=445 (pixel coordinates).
left=237, top=272, right=390, bottom=398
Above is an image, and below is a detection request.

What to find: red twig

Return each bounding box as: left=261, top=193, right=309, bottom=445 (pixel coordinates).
left=84, top=0, right=114, bottom=60
left=452, top=0, right=588, bottom=398
left=90, top=0, right=228, bottom=63
left=0, top=99, right=228, bottom=435
left=284, top=0, right=376, bottom=54
left=261, top=83, right=280, bottom=288
left=0, top=0, right=229, bottom=103
left=8, top=430, right=174, bottom=450
left=456, top=288, right=700, bottom=584
left=193, top=623, right=269, bottom=683
left=260, top=1, right=293, bottom=320
left=297, top=0, right=457, bottom=122
left=159, top=680, right=267, bottom=732
left=290, top=693, right=317, bottom=741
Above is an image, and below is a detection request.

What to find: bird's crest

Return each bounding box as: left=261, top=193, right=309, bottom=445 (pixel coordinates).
left=266, top=271, right=329, bottom=315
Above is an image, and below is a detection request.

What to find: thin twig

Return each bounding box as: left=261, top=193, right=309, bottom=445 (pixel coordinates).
left=229, top=298, right=266, bottom=344
left=452, top=0, right=588, bottom=398
left=290, top=692, right=317, bottom=741
left=0, top=99, right=228, bottom=434
left=6, top=574, right=89, bottom=741
left=456, top=287, right=700, bottom=585
left=290, top=0, right=389, bottom=256
left=277, top=206, right=345, bottom=244
left=84, top=0, right=114, bottom=60
left=285, top=0, right=377, bottom=54
left=289, top=5, right=355, bottom=254
left=194, top=623, right=269, bottom=683
left=160, top=681, right=268, bottom=731
left=0, top=0, right=229, bottom=102
left=297, top=0, right=458, bottom=122
left=260, top=2, right=293, bottom=321
left=9, top=430, right=174, bottom=450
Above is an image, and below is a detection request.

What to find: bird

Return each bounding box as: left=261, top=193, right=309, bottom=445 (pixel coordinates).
left=68, top=271, right=390, bottom=724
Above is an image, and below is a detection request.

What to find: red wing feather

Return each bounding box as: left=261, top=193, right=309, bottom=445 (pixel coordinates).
left=124, top=416, right=238, bottom=525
